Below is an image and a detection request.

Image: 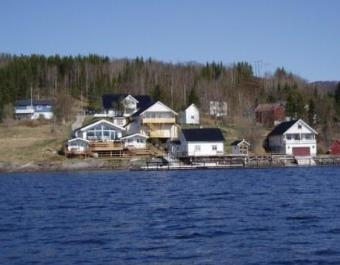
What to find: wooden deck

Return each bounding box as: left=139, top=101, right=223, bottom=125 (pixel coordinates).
left=89, top=142, right=124, bottom=152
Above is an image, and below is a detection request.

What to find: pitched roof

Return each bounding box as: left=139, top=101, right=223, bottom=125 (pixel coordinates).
left=101, top=93, right=154, bottom=116
left=255, top=103, right=284, bottom=112
left=131, top=95, right=154, bottom=117
left=121, top=133, right=148, bottom=139
left=230, top=139, right=250, bottom=146
left=181, top=128, right=225, bottom=142
left=267, top=120, right=298, bottom=136
left=102, top=94, right=127, bottom=109
left=68, top=138, right=89, bottom=143
left=267, top=119, right=318, bottom=137
left=139, top=101, right=177, bottom=116
left=16, top=99, right=53, bottom=106
left=76, top=119, right=126, bottom=132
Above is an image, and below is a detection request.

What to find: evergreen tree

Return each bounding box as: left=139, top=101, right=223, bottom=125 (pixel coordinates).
left=308, top=98, right=316, bottom=124
left=334, top=82, right=340, bottom=114
left=187, top=86, right=199, bottom=106
left=152, top=84, right=162, bottom=101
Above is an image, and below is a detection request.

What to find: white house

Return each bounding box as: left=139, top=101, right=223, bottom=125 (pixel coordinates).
left=179, top=104, right=200, bottom=124
left=266, top=119, right=318, bottom=156
left=209, top=101, right=227, bottom=117
left=231, top=139, right=250, bottom=156
left=98, top=94, right=153, bottom=118
left=139, top=101, right=179, bottom=139
left=67, top=138, right=89, bottom=154
left=121, top=133, right=148, bottom=149
left=15, top=99, right=54, bottom=120
left=170, top=128, right=225, bottom=157
left=74, top=119, right=126, bottom=141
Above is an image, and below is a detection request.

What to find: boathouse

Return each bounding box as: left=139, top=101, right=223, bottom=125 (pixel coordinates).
left=265, top=119, right=318, bottom=156
left=231, top=139, right=250, bottom=156
left=171, top=128, right=225, bottom=157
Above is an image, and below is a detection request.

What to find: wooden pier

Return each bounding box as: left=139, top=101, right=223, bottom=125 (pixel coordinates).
left=134, top=154, right=340, bottom=171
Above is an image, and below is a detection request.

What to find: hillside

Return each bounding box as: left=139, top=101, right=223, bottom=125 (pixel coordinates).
left=0, top=54, right=339, bottom=150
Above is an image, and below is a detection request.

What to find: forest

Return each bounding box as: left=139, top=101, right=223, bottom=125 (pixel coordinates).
left=0, top=53, right=339, bottom=144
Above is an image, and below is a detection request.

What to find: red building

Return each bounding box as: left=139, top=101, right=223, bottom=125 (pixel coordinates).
left=329, top=140, right=340, bottom=155
left=255, top=103, right=285, bottom=126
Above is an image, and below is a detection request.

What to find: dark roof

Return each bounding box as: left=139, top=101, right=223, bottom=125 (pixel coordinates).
left=231, top=140, right=242, bottom=146
left=267, top=120, right=297, bottom=137
left=102, top=94, right=127, bottom=109
left=182, top=128, right=225, bottom=142
left=101, top=94, right=154, bottom=116
left=131, top=95, right=154, bottom=117
left=16, top=99, right=53, bottom=106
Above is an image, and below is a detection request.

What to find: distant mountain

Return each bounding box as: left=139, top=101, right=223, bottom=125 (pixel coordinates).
left=310, top=81, right=339, bottom=94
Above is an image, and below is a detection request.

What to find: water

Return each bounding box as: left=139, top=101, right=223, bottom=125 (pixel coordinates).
left=1, top=167, right=340, bottom=264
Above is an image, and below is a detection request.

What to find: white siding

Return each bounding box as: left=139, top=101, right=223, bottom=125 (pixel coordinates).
left=122, top=135, right=147, bottom=149
left=182, top=104, right=199, bottom=124
left=268, top=120, right=317, bottom=156
left=187, top=142, right=224, bottom=156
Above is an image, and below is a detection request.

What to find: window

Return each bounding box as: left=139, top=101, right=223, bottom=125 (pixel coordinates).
left=298, top=124, right=302, bottom=129
left=191, top=115, right=195, bottom=119
left=194, top=145, right=201, bottom=152
left=212, top=145, right=217, bottom=151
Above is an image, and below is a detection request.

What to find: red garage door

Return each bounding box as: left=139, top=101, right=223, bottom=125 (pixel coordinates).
left=292, top=147, right=310, bottom=156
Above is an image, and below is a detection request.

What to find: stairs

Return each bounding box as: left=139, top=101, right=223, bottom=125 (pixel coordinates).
left=295, top=156, right=316, bottom=166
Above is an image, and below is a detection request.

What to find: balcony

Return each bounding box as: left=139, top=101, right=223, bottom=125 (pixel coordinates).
left=142, top=117, right=176, bottom=124
left=284, top=139, right=316, bottom=144
left=148, top=131, right=171, bottom=138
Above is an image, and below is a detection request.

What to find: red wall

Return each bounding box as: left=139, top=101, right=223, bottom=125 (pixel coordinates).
left=329, top=141, right=340, bottom=155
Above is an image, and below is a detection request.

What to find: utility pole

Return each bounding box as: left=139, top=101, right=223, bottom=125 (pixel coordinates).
left=30, top=85, right=33, bottom=107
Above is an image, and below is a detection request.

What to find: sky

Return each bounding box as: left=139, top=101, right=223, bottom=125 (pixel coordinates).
left=0, top=0, right=339, bottom=81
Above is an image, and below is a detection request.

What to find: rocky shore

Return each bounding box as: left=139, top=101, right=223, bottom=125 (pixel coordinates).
left=0, top=158, right=139, bottom=173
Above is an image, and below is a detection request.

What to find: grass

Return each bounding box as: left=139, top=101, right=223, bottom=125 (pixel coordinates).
left=0, top=121, right=71, bottom=163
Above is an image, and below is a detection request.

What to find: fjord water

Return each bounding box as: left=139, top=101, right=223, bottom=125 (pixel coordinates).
left=1, top=167, right=340, bottom=264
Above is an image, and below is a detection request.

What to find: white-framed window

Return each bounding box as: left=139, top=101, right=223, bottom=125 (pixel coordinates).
left=194, top=145, right=201, bottom=152
left=212, top=145, right=217, bottom=151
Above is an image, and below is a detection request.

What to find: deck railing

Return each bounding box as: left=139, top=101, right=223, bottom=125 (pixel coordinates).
left=89, top=141, right=124, bottom=151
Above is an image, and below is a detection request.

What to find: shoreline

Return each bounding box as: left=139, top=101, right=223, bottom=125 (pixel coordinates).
left=0, top=158, right=339, bottom=174
left=0, top=159, right=132, bottom=174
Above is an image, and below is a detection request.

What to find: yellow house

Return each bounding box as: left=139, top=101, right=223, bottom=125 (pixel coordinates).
left=139, top=101, right=179, bottom=139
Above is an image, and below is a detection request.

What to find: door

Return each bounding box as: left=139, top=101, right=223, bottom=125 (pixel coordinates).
left=292, top=147, right=310, bottom=156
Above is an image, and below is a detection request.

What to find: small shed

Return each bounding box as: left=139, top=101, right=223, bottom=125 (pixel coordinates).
left=329, top=140, right=340, bottom=155
left=179, top=104, right=200, bottom=124
left=231, top=139, right=250, bottom=155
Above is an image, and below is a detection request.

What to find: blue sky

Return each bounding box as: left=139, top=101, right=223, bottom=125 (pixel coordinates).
left=0, top=0, right=339, bottom=81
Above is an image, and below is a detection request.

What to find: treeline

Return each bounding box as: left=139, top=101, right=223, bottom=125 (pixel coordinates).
left=0, top=53, right=339, bottom=130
